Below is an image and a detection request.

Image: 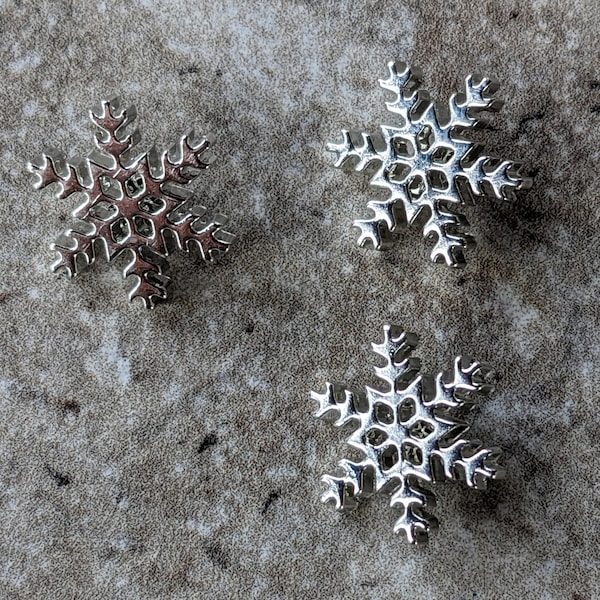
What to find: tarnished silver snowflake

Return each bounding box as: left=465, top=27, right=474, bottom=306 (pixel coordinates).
left=311, top=324, right=505, bottom=544
left=28, top=97, right=234, bottom=308
left=328, top=60, right=532, bottom=267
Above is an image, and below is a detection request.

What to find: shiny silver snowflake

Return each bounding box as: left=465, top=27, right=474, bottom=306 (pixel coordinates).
left=328, top=60, right=532, bottom=267
left=28, top=97, right=234, bottom=308
left=311, top=324, right=505, bottom=544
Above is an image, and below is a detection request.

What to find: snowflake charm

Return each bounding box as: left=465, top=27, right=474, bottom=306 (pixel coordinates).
left=311, top=324, right=505, bottom=544
left=28, top=97, right=235, bottom=308
left=327, top=60, right=532, bottom=267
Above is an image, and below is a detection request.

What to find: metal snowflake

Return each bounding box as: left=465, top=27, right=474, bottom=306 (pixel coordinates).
left=28, top=97, right=234, bottom=308
left=311, top=324, right=505, bottom=544
left=327, top=60, right=532, bottom=267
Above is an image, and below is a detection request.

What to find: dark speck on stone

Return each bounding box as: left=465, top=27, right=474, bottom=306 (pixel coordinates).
left=178, top=65, right=200, bottom=76
left=215, top=69, right=223, bottom=77
left=204, top=542, right=230, bottom=569
left=62, top=399, right=80, bottom=414
left=47, top=467, right=71, bottom=487
left=245, top=323, right=255, bottom=333
left=589, top=80, right=600, bottom=90
left=509, top=10, right=519, bottom=18
left=198, top=433, right=218, bottom=453
left=261, top=490, right=281, bottom=514
left=591, top=104, right=600, bottom=114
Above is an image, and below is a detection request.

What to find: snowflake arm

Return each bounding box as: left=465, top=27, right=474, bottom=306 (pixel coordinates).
left=429, top=357, right=505, bottom=486
left=390, top=477, right=438, bottom=544
left=28, top=97, right=235, bottom=308
left=311, top=324, right=505, bottom=544
left=327, top=60, right=532, bottom=267
left=311, top=381, right=363, bottom=427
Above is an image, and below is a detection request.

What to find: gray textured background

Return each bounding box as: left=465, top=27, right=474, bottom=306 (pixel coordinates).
left=1, top=1, right=599, bottom=598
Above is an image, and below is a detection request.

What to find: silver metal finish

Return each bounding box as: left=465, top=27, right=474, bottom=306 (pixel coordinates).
left=311, top=324, right=505, bottom=544
left=28, top=97, right=234, bottom=308
left=327, top=61, right=532, bottom=267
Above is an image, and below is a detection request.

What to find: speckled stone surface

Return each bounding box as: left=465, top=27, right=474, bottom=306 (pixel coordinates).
left=1, top=1, right=600, bottom=598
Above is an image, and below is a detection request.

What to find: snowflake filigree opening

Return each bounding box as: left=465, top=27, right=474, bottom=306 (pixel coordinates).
left=28, top=97, right=235, bottom=308
left=311, top=324, right=505, bottom=544
left=327, top=60, right=532, bottom=267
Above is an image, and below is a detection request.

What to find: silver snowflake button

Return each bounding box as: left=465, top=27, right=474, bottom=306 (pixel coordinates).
left=311, top=324, right=505, bottom=544
left=328, top=60, right=532, bottom=267
left=28, top=97, right=235, bottom=308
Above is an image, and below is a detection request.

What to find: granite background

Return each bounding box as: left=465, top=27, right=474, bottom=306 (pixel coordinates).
left=1, top=0, right=599, bottom=598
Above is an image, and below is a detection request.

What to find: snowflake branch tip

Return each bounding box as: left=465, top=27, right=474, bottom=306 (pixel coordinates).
left=329, top=60, right=531, bottom=267
left=379, top=60, right=423, bottom=113
left=312, top=324, right=504, bottom=542
left=371, top=325, right=421, bottom=391
left=311, top=382, right=362, bottom=427
left=391, top=478, right=438, bottom=544
left=321, top=473, right=360, bottom=513
left=446, top=356, right=496, bottom=396
left=30, top=98, right=234, bottom=306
